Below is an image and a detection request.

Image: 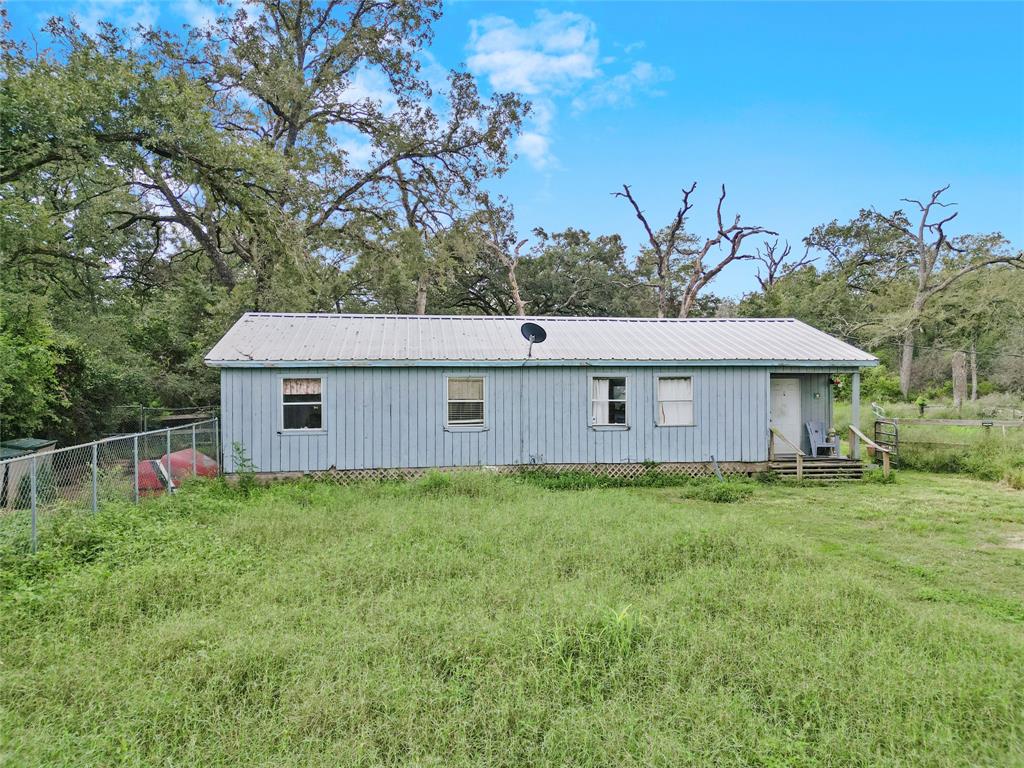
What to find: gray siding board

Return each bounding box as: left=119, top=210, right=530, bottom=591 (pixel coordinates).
left=220, top=364, right=793, bottom=473
left=798, top=373, right=832, bottom=454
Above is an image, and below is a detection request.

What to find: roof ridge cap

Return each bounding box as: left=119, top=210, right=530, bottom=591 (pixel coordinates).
left=240, top=312, right=797, bottom=323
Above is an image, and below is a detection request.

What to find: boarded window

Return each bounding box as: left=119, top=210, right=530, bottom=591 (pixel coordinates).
left=592, top=377, right=627, bottom=425
left=282, top=377, right=322, bottom=430
left=657, top=377, right=694, bottom=426
left=447, top=377, right=484, bottom=425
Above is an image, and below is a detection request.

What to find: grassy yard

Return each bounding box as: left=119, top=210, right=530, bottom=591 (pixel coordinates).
left=834, top=400, right=1024, bottom=487
left=1, top=472, right=1023, bottom=767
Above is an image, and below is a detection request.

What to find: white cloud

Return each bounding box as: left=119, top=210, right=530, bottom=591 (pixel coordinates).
left=529, top=98, right=555, bottom=134
left=343, top=68, right=398, bottom=113
left=466, top=11, right=671, bottom=173
left=71, top=0, right=158, bottom=36
left=466, top=10, right=599, bottom=171
left=571, top=61, right=674, bottom=112
left=329, top=126, right=376, bottom=168
left=516, top=132, right=553, bottom=170
left=418, top=50, right=453, bottom=97
left=180, top=0, right=262, bottom=29
left=339, top=137, right=375, bottom=167
left=467, top=10, right=599, bottom=95
left=180, top=0, right=217, bottom=29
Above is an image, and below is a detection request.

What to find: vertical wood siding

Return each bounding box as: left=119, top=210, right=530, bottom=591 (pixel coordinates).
left=221, top=365, right=785, bottom=473
left=798, top=373, right=833, bottom=454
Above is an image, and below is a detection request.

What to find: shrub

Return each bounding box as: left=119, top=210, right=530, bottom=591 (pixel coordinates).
left=898, top=434, right=1023, bottom=484
left=411, top=470, right=506, bottom=499
left=863, top=467, right=896, bottom=484
left=1004, top=467, right=1024, bottom=491
left=677, top=479, right=754, bottom=503
left=230, top=442, right=258, bottom=497
left=14, top=463, right=58, bottom=508
left=861, top=364, right=903, bottom=402
left=519, top=467, right=695, bottom=491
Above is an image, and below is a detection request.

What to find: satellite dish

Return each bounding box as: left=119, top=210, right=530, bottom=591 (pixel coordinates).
left=520, top=322, right=547, bottom=344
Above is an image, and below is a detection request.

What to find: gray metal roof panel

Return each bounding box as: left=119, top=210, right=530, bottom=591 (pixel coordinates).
left=205, top=313, right=877, bottom=366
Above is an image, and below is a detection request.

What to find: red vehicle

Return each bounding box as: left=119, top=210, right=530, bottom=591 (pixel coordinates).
left=137, top=449, right=218, bottom=493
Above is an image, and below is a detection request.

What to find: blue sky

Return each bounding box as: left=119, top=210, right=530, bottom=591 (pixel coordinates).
left=7, top=1, right=1024, bottom=297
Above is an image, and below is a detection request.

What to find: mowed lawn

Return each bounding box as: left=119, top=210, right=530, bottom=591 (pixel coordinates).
left=1, top=472, right=1023, bottom=767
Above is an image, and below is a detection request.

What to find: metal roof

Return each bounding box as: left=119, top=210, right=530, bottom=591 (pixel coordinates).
left=205, top=313, right=876, bottom=368
left=0, top=438, right=57, bottom=460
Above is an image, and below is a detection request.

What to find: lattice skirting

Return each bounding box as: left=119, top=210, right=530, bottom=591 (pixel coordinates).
left=293, top=461, right=768, bottom=485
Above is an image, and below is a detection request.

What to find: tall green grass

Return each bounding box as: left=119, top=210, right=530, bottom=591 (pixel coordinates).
left=835, top=400, right=1024, bottom=488
left=1, top=473, right=1023, bottom=766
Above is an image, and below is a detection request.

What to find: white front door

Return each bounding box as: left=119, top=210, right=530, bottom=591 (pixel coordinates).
left=770, top=377, right=802, bottom=453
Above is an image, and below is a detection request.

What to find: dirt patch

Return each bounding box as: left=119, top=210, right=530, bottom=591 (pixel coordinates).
left=1003, top=534, right=1024, bottom=550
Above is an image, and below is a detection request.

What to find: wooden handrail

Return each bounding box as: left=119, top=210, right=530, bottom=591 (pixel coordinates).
left=769, top=426, right=805, bottom=480
left=769, top=426, right=805, bottom=456
left=848, top=424, right=891, bottom=478
left=848, top=424, right=889, bottom=454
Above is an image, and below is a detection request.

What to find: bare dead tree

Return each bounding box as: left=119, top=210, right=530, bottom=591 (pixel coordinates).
left=616, top=182, right=776, bottom=318
left=754, top=239, right=815, bottom=291
left=970, top=341, right=978, bottom=401
left=952, top=349, right=968, bottom=410
left=675, top=185, right=777, bottom=318
left=613, top=183, right=692, bottom=318
left=875, top=185, right=1024, bottom=397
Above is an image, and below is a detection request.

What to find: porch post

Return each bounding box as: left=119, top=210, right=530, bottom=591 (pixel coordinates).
left=851, top=370, right=861, bottom=460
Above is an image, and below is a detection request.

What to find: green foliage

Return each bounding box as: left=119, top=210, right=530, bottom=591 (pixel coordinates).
left=230, top=442, right=258, bottom=497
left=896, top=432, right=1024, bottom=485
left=518, top=467, right=694, bottom=490
left=0, top=298, right=65, bottom=437
left=14, top=464, right=58, bottom=508
left=863, top=467, right=896, bottom=484
left=1003, top=467, right=1024, bottom=491
left=1, top=3, right=527, bottom=441
left=410, top=469, right=508, bottom=499
left=543, top=606, right=653, bottom=696
left=861, top=364, right=904, bottom=402
left=1, top=474, right=1023, bottom=765
left=676, top=479, right=755, bottom=503
left=4, top=0, right=1023, bottom=448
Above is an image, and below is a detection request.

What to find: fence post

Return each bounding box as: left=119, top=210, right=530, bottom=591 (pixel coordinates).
left=851, top=371, right=861, bottom=460
left=191, top=424, right=197, bottom=477
left=30, top=456, right=37, bottom=554
left=133, top=435, right=140, bottom=504
left=214, top=418, right=220, bottom=475
left=91, top=443, right=98, bottom=513
left=166, top=428, right=173, bottom=493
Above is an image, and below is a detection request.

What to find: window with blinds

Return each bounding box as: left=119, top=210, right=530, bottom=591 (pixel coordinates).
left=657, top=376, right=694, bottom=426
left=447, top=377, right=485, bottom=425
left=282, top=377, right=323, bottom=430
left=592, top=377, right=627, bottom=425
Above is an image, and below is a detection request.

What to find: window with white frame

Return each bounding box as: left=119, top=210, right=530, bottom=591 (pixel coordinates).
left=282, top=377, right=323, bottom=430
left=447, top=377, right=485, bottom=425
left=657, top=376, right=694, bottom=426
left=592, top=377, right=627, bottom=425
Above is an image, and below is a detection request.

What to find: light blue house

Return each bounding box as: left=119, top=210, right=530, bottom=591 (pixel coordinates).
left=205, top=314, right=877, bottom=476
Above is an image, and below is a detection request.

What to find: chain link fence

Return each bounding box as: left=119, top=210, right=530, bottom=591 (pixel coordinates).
left=0, top=419, right=219, bottom=554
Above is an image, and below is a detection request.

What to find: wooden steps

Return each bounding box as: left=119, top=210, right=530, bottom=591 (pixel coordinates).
left=768, top=457, right=865, bottom=481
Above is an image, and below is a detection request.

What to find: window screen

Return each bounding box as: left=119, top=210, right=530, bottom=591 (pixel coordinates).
left=447, top=377, right=484, bottom=425
left=282, top=378, right=322, bottom=430
left=657, top=377, right=694, bottom=425
left=592, top=377, right=627, bottom=425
